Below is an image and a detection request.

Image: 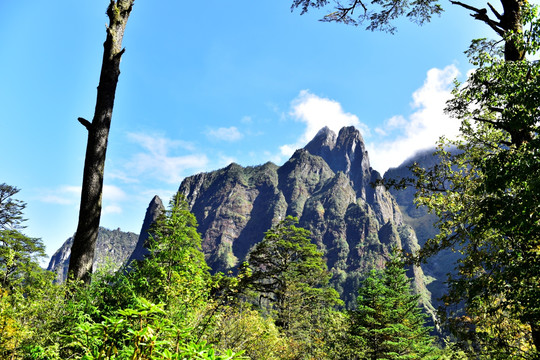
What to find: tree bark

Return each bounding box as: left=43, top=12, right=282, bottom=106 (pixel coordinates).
left=500, top=0, right=523, bottom=61
left=449, top=0, right=523, bottom=61
left=532, top=324, right=540, bottom=355
left=68, top=0, right=134, bottom=283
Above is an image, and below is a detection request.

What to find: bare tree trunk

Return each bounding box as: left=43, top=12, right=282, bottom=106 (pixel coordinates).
left=68, top=0, right=134, bottom=283
left=500, top=0, right=523, bottom=62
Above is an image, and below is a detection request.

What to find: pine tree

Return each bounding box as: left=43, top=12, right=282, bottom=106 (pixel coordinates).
left=0, top=183, right=48, bottom=289
left=243, top=216, right=343, bottom=357
left=349, top=255, right=439, bottom=360
left=245, top=216, right=340, bottom=327
left=131, top=193, right=211, bottom=322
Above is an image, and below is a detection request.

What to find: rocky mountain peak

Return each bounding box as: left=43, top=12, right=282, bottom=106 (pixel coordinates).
left=304, top=126, right=337, bottom=158
left=304, top=126, right=372, bottom=197
left=48, top=227, right=139, bottom=282
left=126, top=195, right=164, bottom=264
left=333, top=126, right=369, bottom=172
left=173, top=125, right=424, bottom=307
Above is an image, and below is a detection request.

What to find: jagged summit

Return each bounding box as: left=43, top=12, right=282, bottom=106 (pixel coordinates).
left=48, top=227, right=139, bottom=282
left=176, top=125, right=429, bottom=307
left=304, top=126, right=337, bottom=158
left=304, top=126, right=373, bottom=197
left=127, top=195, right=164, bottom=264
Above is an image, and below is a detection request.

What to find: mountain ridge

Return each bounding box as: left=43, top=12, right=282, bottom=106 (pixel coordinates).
left=47, top=227, right=139, bottom=282
left=177, top=126, right=433, bottom=310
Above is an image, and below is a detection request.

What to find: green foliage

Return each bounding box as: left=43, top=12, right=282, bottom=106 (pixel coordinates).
left=0, top=184, right=47, bottom=289
left=0, top=183, right=26, bottom=230
left=38, top=193, right=240, bottom=359
left=0, top=184, right=68, bottom=359
left=349, top=255, right=439, bottom=359
left=290, top=0, right=443, bottom=33
left=203, top=302, right=294, bottom=359
left=0, top=283, right=63, bottom=359
left=402, top=6, right=540, bottom=358
left=67, top=297, right=246, bottom=360
left=130, top=193, right=211, bottom=324
left=242, top=215, right=344, bottom=357
left=245, top=216, right=341, bottom=326
left=1, top=185, right=445, bottom=359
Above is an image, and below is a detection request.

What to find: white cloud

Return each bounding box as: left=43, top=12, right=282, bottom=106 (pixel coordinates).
left=128, top=132, right=196, bottom=152
left=367, top=65, right=461, bottom=173
left=241, top=116, right=253, bottom=124
left=103, top=205, right=122, bottom=215
left=103, top=185, right=126, bottom=202
left=386, top=115, right=408, bottom=129
left=38, top=184, right=125, bottom=209
left=263, top=150, right=283, bottom=165
left=38, top=185, right=80, bottom=205
left=216, top=153, right=238, bottom=168
left=126, top=132, right=209, bottom=184
left=108, top=170, right=141, bottom=184
left=206, top=126, right=243, bottom=142
left=280, top=90, right=369, bottom=157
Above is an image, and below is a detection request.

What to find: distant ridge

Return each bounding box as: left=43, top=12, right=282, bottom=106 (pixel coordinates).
left=47, top=227, right=139, bottom=282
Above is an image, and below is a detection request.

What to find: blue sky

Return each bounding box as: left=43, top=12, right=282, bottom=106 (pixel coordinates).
left=1, top=0, right=498, bottom=261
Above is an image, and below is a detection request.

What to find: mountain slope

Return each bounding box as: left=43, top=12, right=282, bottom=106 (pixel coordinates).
left=47, top=227, right=139, bottom=282
left=384, top=149, right=460, bottom=307
left=179, top=126, right=433, bottom=309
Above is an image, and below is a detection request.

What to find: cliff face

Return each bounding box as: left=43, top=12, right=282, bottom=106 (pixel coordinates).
left=384, top=149, right=460, bottom=307
left=47, top=227, right=139, bottom=282
left=127, top=195, right=165, bottom=265
left=179, top=126, right=432, bottom=307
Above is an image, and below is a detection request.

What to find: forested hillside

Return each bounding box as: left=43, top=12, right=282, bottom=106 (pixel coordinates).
left=176, top=126, right=434, bottom=311
left=2, top=187, right=444, bottom=359
left=2, top=0, right=540, bottom=357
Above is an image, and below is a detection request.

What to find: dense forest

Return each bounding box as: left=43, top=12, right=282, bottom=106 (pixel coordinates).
left=2, top=0, right=540, bottom=358
left=0, top=188, right=443, bottom=359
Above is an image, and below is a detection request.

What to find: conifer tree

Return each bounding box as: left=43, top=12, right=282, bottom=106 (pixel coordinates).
left=245, top=216, right=341, bottom=328
left=0, top=184, right=47, bottom=289
left=131, top=193, right=211, bottom=322
left=243, top=216, right=342, bottom=356
left=349, top=255, right=439, bottom=360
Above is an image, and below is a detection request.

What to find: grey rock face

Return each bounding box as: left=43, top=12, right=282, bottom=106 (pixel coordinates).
left=47, top=227, right=139, bottom=282
left=178, top=126, right=432, bottom=307
left=126, top=195, right=165, bottom=264
left=384, top=148, right=460, bottom=309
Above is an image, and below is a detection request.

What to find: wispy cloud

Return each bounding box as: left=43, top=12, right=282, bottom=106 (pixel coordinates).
left=103, top=185, right=127, bottom=202
left=103, top=205, right=122, bottom=215
left=368, top=65, right=461, bottom=173
left=38, top=185, right=80, bottom=205
left=216, top=153, right=238, bottom=168
left=240, top=116, right=253, bottom=124
left=38, top=184, right=127, bottom=214
left=280, top=90, right=369, bottom=157
left=206, top=126, right=243, bottom=142
left=125, top=132, right=209, bottom=184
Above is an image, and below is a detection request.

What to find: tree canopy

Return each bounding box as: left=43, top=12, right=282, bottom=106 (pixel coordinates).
left=0, top=184, right=47, bottom=289
left=349, top=255, right=439, bottom=359
left=245, top=216, right=341, bottom=328
left=399, top=4, right=540, bottom=357
left=291, top=0, right=526, bottom=60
